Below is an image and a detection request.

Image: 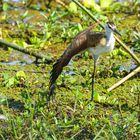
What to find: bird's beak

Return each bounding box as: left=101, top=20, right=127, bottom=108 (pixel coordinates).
left=113, top=29, right=121, bottom=36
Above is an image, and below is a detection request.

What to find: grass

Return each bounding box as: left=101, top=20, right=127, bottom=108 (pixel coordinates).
left=0, top=56, right=140, bottom=139
left=0, top=0, right=140, bottom=139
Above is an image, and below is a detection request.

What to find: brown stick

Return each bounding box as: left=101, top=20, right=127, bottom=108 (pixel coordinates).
left=0, top=39, right=52, bottom=63
left=107, top=66, right=140, bottom=92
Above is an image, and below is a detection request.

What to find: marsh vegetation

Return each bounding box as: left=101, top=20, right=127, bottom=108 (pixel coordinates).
left=0, top=0, right=140, bottom=139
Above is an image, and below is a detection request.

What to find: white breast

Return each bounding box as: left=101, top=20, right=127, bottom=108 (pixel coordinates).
left=89, top=33, right=115, bottom=56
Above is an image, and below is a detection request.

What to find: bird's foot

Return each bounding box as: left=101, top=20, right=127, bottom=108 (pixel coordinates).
left=46, top=91, right=56, bottom=107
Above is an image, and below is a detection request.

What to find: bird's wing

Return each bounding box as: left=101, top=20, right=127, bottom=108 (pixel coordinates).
left=87, top=32, right=106, bottom=48
left=48, top=24, right=98, bottom=101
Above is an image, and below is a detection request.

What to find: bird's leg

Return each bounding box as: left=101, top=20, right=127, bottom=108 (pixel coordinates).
left=52, top=91, right=56, bottom=103
left=47, top=84, right=55, bottom=106
left=91, top=55, right=99, bottom=101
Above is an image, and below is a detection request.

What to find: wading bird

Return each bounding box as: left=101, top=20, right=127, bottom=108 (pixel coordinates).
left=47, top=22, right=121, bottom=102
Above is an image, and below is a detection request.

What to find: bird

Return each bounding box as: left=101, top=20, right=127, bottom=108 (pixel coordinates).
left=47, top=22, right=121, bottom=103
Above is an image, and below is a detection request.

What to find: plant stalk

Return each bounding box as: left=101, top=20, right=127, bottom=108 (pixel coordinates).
left=0, top=39, right=52, bottom=63
left=107, top=66, right=140, bottom=92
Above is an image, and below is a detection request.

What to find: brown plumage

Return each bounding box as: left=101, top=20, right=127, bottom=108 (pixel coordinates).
left=47, top=24, right=98, bottom=101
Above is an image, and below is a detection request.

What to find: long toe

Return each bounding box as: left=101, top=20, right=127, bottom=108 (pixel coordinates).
left=46, top=91, right=56, bottom=106
left=46, top=93, right=51, bottom=106
left=52, top=93, right=56, bottom=103
left=46, top=97, right=50, bottom=107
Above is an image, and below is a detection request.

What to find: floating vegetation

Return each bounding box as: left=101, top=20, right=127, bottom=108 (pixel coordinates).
left=0, top=0, right=140, bottom=139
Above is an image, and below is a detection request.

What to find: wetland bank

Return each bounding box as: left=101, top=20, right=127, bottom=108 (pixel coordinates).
left=0, top=0, right=140, bottom=139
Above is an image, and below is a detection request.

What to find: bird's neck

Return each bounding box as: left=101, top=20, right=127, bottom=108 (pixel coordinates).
left=105, top=29, right=114, bottom=41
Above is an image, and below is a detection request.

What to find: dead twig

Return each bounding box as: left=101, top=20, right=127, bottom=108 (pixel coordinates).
left=0, top=39, right=52, bottom=64
left=107, top=66, right=140, bottom=92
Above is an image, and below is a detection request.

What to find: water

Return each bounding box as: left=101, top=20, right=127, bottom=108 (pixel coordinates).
left=119, top=63, right=137, bottom=72
left=0, top=51, right=35, bottom=66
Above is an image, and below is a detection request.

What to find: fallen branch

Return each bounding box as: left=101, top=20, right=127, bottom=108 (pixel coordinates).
left=107, top=66, right=140, bottom=92
left=72, top=0, right=140, bottom=65
left=0, top=39, right=52, bottom=64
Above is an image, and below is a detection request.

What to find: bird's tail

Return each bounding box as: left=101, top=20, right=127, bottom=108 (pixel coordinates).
left=47, top=49, right=71, bottom=102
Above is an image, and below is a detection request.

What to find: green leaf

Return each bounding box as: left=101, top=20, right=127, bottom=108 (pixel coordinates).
left=77, top=23, right=83, bottom=32
left=93, top=3, right=101, bottom=12
left=2, top=3, right=10, bottom=11
left=118, top=48, right=127, bottom=56
left=6, top=77, right=17, bottom=87
left=110, top=48, right=128, bottom=58
left=0, top=96, right=7, bottom=105
left=100, top=0, right=112, bottom=8
left=16, top=71, right=26, bottom=79
left=82, top=0, right=101, bottom=12
left=68, top=77, right=77, bottom=84
left=45, top=32, right=51, bottom=40
left=108, top=2, right=122, bottom=11
left=3, top=73, right=10, bottom=81
left=82, top=0, right=95, bottom=8
left=68, top=2, right=77, bottom=14
left=94, top=92, right=101, bottom=102
left=21, top=10, right=28, bottom=19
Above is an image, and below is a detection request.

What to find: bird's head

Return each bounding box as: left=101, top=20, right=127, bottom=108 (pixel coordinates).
left=105, top=22, right=121, bottom=36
